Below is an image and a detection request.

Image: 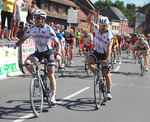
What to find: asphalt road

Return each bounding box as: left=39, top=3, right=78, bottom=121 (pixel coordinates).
left=0, top=47, right=150, bottom=122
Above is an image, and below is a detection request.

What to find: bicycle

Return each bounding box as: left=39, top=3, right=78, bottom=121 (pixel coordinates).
left=89, top=60, right=107, bottom=109
left=55, top=57, right=65, bottom=76
left=65, top=44, right=71, bottom=66
left=22, top=59, right=52, bottom=117
left=138, top=50, right=147, bottom=76
left=110, top=50, right=113, bottom=69
left=83, top=49, right=91, bottom=74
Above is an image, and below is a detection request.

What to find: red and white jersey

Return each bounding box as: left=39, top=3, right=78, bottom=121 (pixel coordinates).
left=25, top=24, right=56, bottom=52
left=135, top=41, right=149, bottom=49
left=93, top=23, right=113, bottom=53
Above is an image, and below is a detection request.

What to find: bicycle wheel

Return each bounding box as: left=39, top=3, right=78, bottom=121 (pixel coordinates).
left=30, top=76, right=43, bottom=117
left=94, top=74, right=102, bottom=109
left=85, top=62, right=90, bottom=74
left=46, top=87, right=52, bottom=108
left=59, top=60, right=65, bottom=76
left=102, top=79, right=107, bottom=102
left=65, top=55, right=69, bottom=66
left=140, top=57, right=144, bottom=76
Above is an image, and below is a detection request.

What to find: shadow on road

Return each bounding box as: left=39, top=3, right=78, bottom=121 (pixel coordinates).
left=57, top=98, right=106, bottom=112
left=0, top=99, right=53, bottom=121
left=111, top=71, right=140, bottom=77
left=0, top=100, right=36, bottom=121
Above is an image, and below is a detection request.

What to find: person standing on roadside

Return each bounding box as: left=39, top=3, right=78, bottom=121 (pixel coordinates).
left=26, top=0, right=36, bottom=25
left=1, top=0, right=16, bottom=41
left=10, top=0, right=26, bottom=41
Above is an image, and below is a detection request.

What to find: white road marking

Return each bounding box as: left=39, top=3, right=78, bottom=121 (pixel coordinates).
left=118, top=60, right=121, bottom=65
left=12, top=87, right=90, bottom=122
left=114, top=66, right=120, bottom=72
left=12, top=113, right=34, bottom=122
left=57, top=87, right=90, bottom=104
left=112, top=83, right=150, bottom=90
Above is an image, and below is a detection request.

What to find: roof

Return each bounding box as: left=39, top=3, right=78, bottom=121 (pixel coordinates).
left=109, top=6, right=128, bottom=21
left=101, top=6, right=128, bottom=21
left=50, top=0, right=79, bottom=8
left=138, top=3, right=150, bottom=14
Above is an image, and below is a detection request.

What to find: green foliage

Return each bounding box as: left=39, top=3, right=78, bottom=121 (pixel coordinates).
left=94, top=0, right=140, bottom=25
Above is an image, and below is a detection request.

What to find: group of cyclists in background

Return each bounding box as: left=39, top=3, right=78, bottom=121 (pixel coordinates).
left=14, top=9, right=150, bottom=106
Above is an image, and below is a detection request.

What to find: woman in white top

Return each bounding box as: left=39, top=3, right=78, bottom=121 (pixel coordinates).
left=10, top=0, right=25, bottom=41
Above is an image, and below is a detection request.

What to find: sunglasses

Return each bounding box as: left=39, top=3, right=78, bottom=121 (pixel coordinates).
left=99, top=25, right=108, bottom=28
left=34, top=16, right=42, bottom=20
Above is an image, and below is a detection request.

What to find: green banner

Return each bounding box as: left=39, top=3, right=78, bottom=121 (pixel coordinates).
left=0, top=63, right=18, bottom=75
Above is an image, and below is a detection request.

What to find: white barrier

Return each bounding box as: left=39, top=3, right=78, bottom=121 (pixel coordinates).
left=0, top=38, right=35, bottom=79
left=0, top=46, right=21, bottom=79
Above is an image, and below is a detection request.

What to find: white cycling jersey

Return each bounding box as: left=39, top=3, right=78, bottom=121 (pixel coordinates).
left=93, top=23, right=113, bottom=53
left=25, top=24, right=56, bottom=52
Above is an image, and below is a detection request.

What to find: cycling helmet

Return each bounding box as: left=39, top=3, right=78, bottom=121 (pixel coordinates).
left=138, top=37, right=144, bottom=42
left=133, top=33, right=137, bottom=37
left=98, top=16, right=110, bottom=25
left=83, top=28, right=89, bottom=34
left=126, top=34, right=130, bottom=38
left=117, top=33, right=121, bottom=37
left=64, top=30, right=70, bottom=36
left=147, top=33, right=150, bottom=37
left=140, top=34, right=145, bottom=37
left=33, top=9, right=47, bottom=18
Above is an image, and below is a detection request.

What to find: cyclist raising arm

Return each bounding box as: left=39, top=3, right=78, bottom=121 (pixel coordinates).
left=14, top=9, right=61, bottom=105
left=86, top=10, right=113, bottom=100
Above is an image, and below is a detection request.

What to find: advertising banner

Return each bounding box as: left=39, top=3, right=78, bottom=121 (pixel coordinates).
left=0, top=47, right=21, bottom=79
left=22, top=38, right=35, bottom=63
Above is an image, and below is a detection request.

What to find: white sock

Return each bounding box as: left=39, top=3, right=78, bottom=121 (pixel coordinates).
left=52, top=90, right=56, bottom=98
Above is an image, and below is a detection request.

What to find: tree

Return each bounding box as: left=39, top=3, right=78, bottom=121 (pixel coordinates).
left=94, top=0, right=140, bottom=25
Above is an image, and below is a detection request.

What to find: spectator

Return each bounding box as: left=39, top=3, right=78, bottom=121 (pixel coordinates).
left=55, top=24, right=61, bottom=32
left=1, top=0, right=16, bottom=41
left=76, top=29, right=81, bottom=47
left=49, top=21, right=55, bottom=31
left=26, top=0, right=36, bottom=25
left=10, top=0, right=26, bottom=41
left=23, top=23, right=29, bottom=34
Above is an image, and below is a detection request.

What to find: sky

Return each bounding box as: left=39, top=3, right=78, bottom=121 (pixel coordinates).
left=91, top=0, right=150, bottom=7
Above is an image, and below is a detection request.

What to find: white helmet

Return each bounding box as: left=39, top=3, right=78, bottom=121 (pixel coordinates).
left=126, top=34, right=130, bottom=38
left=138, top=37, right=144, bottom=42
left=33, top=9, right=47, bottom=18
left=98, top=16, right=110, bottom=25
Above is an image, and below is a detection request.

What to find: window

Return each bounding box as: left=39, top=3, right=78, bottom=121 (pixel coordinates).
left=59, top=5, right=67, bottom=15
left=50, top=2, right=58, bottom=13
left=44, top=2, right=49, bottom=11
left=61, top=5, right=67, bottom=15
left=112, top=26, right=114, bottom=30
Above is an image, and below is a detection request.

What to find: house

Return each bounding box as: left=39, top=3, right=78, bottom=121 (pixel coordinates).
left=134, top=3, right=150, bottom=34
left=26, top=0, right=99, bottom=33
left=100, top=6, right=133, bottom=34
left=73, top=0, right=99, bottom=32
left=0, top=0, right=99, bottom=34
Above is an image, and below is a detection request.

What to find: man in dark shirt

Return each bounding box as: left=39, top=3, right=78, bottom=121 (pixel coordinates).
left=63, top=30, right=75, bottom=64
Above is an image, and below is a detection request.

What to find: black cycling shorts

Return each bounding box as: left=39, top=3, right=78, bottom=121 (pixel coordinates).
left=90, top=50, right=106, bottom=62
left=30, top=49, right=55, bottom=66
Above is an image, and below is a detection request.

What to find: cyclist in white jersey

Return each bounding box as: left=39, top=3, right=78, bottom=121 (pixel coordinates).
left=14, top=9, right=61, bottom=105
left=86, top=10, right=113, bottom=100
